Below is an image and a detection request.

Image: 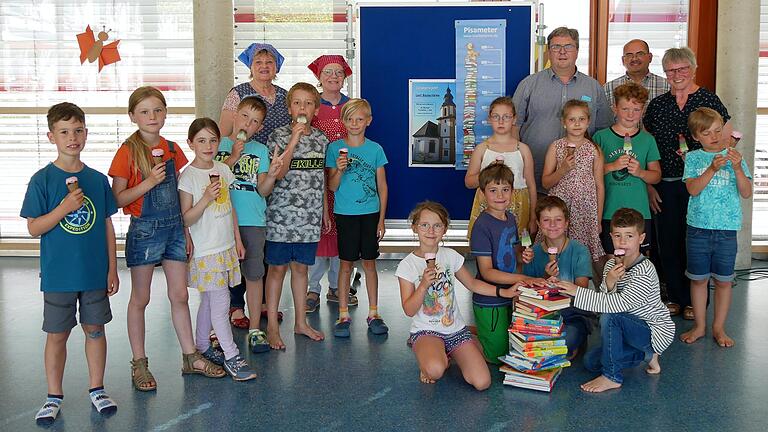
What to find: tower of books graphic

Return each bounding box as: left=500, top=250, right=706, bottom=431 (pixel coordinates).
left=461, top=43, right=478, bottom=168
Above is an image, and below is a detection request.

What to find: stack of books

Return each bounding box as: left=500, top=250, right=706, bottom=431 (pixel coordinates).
left=499, top=287, right=572, bottom=392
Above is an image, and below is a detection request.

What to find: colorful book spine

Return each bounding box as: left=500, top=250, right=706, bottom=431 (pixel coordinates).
left=511, top=315, right=563, bottom=328
left=510, top=331, right=567, bottom=341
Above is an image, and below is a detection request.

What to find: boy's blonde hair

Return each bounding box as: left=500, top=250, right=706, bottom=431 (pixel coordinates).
left=478, top=163, right=514, bottom=190
left=688, top=107, right=723, bottom=137
left=286, top=82, right=320, bottom=109
left=613, top=82, right=649, bottom=106
left=610, top=208, right=645, bottom=234
left=409, top=201, right=450, bottom=228
left=126, top=86, right=168, bottom=179
left=341, top=98, right=372, bottom=121
left=47, top=102, right=85, bottom=131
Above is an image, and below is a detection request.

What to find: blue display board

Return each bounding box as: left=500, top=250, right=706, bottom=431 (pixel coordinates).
left=358, top=2, right=533, bottom=219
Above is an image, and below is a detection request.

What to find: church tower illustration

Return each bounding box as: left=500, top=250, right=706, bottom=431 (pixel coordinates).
left=436, top=86, right=456, bottom=164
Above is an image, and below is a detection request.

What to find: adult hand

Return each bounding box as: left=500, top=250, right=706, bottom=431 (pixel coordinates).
left=648, top=185, right=662, bottom=214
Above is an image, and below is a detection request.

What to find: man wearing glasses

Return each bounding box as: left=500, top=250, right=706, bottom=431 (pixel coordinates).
left=604, top=39, right=670, bottom=114
left=512, top=27, right=612, bottom=191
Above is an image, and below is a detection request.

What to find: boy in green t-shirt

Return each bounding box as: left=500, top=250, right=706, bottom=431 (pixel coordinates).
left=593, top=82, right=661, bottom=257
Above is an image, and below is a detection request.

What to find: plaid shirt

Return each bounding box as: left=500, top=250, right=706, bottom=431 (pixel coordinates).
left=604, top=72, right=670, bottom=108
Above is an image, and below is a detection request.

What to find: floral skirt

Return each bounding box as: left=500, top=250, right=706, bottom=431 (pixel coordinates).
left=188, top=247, right=241, bottom=292
left=467, top=187, right=530, bottom=241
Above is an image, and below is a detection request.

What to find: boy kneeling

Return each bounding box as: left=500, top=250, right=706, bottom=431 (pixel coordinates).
left=558, top=208, right=674, bottom=393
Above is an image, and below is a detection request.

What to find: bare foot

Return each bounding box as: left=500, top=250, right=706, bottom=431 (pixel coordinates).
left=267, top=328, right=286, bottom=350
left=295, top=323, right=325, bottom=341
left=419, top=371, right=436, bottom=384
left=680, top=326, right=706, bottom=344
left=646, top=353, right=661, bottom=375
left=712, top=329, right=735, bottom=348
left=581, top=375, right=622, bottom=393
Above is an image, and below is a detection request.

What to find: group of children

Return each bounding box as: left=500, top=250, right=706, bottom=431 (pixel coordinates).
left=24, top=81, right=389, bottom=425
left=23, top=74, right=752, bottom=423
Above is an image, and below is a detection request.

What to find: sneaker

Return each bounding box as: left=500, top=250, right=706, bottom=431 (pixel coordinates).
left=367, top=315, right=389, bottom=335
left=223, top=355, right=257, bottom=381
left=306, top=291, right=320, bottom=313
left=248, top=329, right=270, bottom=354
left=201, top=345, right=225, bottom=366
left=327, top=289, right=359, bottom=306
left=334, top=317, right=352, bottom=338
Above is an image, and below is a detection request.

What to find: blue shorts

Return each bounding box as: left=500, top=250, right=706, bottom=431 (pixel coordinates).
left=125, top=215, right=187, bottom=267
left=407, top=327, right=476, bottom=357
left=686, top=226, right=737, bottom=282
left=265, top=241, right=318, bottom=266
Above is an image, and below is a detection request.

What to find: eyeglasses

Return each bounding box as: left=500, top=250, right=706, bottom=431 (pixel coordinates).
left=622, top=51, right=648, bottom=59
left=549, top=44, right=577, bottom=52
left=321, top=69, right=346, bottom=77
left=663, top=65, right=691, bottom=76
left=417, top=223, right=446, bottom=232
left=489, top=114, right=514, bottom=123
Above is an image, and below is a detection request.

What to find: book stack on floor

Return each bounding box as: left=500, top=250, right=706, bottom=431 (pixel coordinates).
left=499, top=286, right=572, bottom=392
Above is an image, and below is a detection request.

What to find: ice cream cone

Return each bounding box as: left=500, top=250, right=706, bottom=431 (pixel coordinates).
left=152, top=148, right=164, bottom=166
left=613, top=249, right=626, bottom=265
left=547, top=247, right=558, bottom=263
left=65, top=176, right=79, bottom=193
left=236, top=130, right=248, bottom=142
left=209, top=171, right=220, bottom=184
left=425, top=253, right=436, bottom=270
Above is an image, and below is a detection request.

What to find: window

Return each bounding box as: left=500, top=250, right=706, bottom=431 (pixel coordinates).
left=753, top=0, right=768, bottom=237
left=0, top=0, right=195, bottom=238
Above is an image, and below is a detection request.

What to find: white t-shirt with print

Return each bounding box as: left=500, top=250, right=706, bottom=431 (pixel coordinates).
left=395, top=247, right=467, bottom=335
left=178, top=161, right=237, bottom=258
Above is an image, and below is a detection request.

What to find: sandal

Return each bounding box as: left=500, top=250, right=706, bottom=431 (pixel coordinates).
left=666, top=302, right=681, bottom=316
left=229, top=307, right=250, bottom=329
left=306, top=292, right=320, bottom=313
left=181, top=351, right=226, bottom=378
left=130, top=357, right=157, bottom=392
left=683, top=306, right=695, bottom=321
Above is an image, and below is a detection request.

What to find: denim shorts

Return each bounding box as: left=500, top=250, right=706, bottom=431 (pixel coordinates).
left=686, top=225, right=737, bottom=282
left=265, top=241, right=318, bottom=266
left=43, top=290, right=112, bottom=333
left=407, top=327, right=476, bottom=357
left=125, top=215, right=187, bottom=267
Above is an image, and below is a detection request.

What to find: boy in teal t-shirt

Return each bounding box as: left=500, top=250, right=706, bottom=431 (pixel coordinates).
left=21, top=103, right=119, bottom=425
left=680, top=107, right=752, bottom=348
left=216, top=97, right=282, bottom=353
left=593, top=82, right=661, bottom=256
left=522, top=195, right=594, bottom=357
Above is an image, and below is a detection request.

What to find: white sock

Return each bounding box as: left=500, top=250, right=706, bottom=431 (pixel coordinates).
left=89, top=388, right=117, bottom=415
left=35, top=397, right=62, bottom=425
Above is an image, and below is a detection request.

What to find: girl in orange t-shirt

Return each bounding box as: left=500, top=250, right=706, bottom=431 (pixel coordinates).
left=108, top=86, right=224, bottom=392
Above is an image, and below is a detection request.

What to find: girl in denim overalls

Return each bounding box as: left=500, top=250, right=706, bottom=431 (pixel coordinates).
left=108, top=86, right=225, bottom=391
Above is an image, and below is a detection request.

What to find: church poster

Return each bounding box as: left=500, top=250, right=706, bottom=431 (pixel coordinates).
left=408, top=79, right=457, bottom=168
left=454, top=19, right=506, bottom=170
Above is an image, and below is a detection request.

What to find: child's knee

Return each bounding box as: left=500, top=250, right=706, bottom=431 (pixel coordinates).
left=422, top=359, right=448, bottom=380
left=361, top=259, right=376, bottom=272
left=464, top=368, right=491, bottom=391
left=129, top=291, right=151, bottom=308
left=46, top=331, right=71, bottom=344
left=81, top=325, right=105, bottom=339
left=167, top=288, right=189, bottom=305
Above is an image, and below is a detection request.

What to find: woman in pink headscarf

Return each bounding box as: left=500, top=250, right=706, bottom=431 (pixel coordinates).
left=304, top=55, right=357, bottom=314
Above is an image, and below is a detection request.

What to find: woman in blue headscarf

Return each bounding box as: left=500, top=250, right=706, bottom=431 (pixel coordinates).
left=218, top=43, right=291, bottom=331
left=219, top=43, right=291, bottom=143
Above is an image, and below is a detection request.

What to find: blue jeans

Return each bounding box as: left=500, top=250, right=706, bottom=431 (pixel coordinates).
left=583, top=313, right=654, bottom=384
left=308, top=256, right=340, bottom=295
left=686, top=226, right=737, bottom=282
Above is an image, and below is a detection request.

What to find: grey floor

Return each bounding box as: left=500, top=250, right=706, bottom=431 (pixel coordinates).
left=1, top=256, right=767, bottom=432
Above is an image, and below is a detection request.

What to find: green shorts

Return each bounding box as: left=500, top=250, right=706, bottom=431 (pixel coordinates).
left=473, top=304, right=511, bottom=364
